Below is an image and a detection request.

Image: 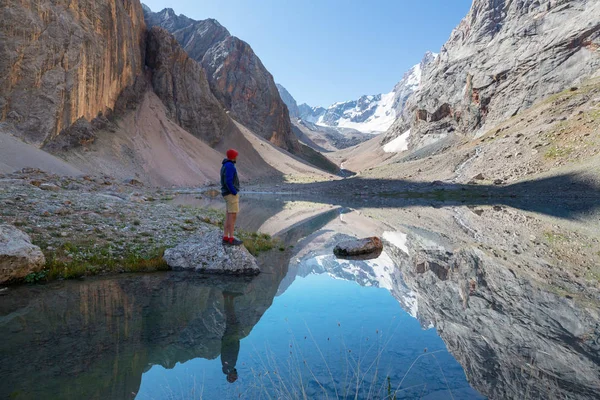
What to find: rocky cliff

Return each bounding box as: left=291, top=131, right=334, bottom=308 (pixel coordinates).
left=387, top=0, right=600, bottom=150
left=144, top=7, right=300, bottom=153
left=0, top=0, right=146, bottom=146
left=146, top=27, right=230, bottom=146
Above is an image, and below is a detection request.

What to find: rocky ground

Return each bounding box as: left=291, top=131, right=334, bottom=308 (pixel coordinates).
left=0, top=169, right=278, bottom=284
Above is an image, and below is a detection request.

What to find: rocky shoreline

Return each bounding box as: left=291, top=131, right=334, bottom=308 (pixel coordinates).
left=0, top=169, right=276, bottom=285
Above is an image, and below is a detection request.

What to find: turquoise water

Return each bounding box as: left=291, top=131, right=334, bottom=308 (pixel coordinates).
left=135, top=273, right=482, bottom=399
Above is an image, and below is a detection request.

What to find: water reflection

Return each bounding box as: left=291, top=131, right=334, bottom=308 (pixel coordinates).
left=253, top=197, right=600, bottom=399
left=0, top=267, right=286, bottom=399
left=1, top=195, right=599, bottom=399
left=221, top=291, right=242, bottom=384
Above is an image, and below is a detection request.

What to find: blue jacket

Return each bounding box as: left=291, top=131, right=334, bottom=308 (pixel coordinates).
left=220, top=159, right=239, bottom=196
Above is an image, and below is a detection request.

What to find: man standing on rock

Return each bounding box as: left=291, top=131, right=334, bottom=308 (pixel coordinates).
left=221, top=149, right=243, bottom=245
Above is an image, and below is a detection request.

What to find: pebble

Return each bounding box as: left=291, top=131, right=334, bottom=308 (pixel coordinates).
left=40, top=183, right=61, bottom=192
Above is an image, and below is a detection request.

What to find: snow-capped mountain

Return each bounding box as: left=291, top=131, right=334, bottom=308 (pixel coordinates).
left=286, top=51, right=437, bottom=135
left=291, top=251, right=424, bottom=322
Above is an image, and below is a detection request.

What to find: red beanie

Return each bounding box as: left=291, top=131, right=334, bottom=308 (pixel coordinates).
left=226, top=149, right=239, bottom=160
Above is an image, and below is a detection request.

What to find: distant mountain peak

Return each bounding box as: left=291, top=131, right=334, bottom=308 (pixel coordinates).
left=276, top=84, right=300, bottom=119
left=284, top=52, right=436, bottom=134
left=144, top=6, right=298, bottom=153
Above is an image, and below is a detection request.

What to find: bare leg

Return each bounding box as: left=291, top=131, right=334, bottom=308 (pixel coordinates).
left=230, top=213, right=238, bottom=238
left=224, top=213, right=233, bottom=237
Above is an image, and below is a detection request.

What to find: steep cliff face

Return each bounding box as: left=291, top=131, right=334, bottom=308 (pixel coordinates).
left=0, top=0, right=146, bottom=146
left=389, top=0, right=600, bottom=150
left=144, top=8, right=300, bottom=153
left=146, top=27, right=230, bottom=146
left=276, top=84, right=300, bottom=119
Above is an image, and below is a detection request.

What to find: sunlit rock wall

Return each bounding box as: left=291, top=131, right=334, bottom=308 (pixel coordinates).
left=0, top=0, right=146, bottom=145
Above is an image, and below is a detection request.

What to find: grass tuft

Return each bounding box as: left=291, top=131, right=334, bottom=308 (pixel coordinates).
left=237, top=231, right=279, bottom=256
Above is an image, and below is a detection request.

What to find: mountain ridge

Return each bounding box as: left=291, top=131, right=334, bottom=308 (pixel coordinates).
left=384, top=0, right=600, bottom=152
left=0, top=0, right=336, bottom=186
left=278, top=52, right=437, bottom=135
left=143, top=6, right=300, bottom=153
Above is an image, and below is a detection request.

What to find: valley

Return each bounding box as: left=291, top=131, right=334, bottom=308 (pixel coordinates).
left=1, top=0, right=599, bottom=399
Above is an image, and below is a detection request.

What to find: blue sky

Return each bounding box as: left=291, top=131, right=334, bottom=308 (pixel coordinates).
left=142, top=1, right=472, bottom=107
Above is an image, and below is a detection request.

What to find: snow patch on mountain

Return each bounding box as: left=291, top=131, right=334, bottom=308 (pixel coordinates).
left=383, top=130, right=411, bottom=153
left=383, top=231, right=409, bottom=253
left=296, top=51, right=438, bottom=135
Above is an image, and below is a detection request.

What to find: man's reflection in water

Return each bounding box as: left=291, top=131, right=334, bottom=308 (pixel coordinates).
left=221, top=291, right=242, bottom=383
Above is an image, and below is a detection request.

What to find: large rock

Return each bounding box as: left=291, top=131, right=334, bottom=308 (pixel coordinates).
left=0, top=225, right=45, bottom=283
left=333, top=236, right=383, bottom=258
left=146, top=27, right=231, bottom=146
left=143, top=7, right=300, bottom=153
left=0, top=0, right=146, bottom=146
left=164, top=230, right=260, bottom=275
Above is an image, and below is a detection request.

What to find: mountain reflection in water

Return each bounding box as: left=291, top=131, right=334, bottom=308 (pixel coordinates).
left=1, top=195, right=599, bottom=400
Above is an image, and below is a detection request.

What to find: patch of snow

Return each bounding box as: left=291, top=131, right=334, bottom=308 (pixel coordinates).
left=304, top=52, right=437, bottom=134
left=401, top=290, right=419, bottom=318
left=382, top=231, right=409, bottom=254
left=406, top=64, right=422, bottom=88
left=367, top=251, right=395, bottom=290
left=383, top=129, right=411, bottom=153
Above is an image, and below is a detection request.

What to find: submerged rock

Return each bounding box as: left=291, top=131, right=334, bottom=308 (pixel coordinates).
left=164, top=230, right=260, bottom=275
left=0, top=225, right=45, bottom=283
left=333, top=236, right=383, bottom=258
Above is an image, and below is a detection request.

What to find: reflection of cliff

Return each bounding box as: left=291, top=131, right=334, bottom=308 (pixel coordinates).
left=386, top=230, right=600, bottom=400
left=274, top=202, right=600, bottom=399
left=0, top=268, right=285, bottom=400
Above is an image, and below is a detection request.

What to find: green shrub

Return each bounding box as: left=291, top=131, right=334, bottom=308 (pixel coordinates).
left=24, top=270, right=48, bottom=283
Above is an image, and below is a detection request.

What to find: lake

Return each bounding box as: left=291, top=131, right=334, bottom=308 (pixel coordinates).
left=1, top=194, right=599, bottom=400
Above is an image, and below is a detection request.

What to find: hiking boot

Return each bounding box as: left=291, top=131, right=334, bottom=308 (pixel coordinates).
left=222, top=237, right=230, bottom=245
left=229, top=238, right=243, bottom=246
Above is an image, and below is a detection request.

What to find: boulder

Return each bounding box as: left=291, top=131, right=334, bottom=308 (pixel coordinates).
left=0, top=225, right=45, bottom=284
left=164, top=230, right=260, bottom=275
left=333, top=236, right=383, bottom=258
